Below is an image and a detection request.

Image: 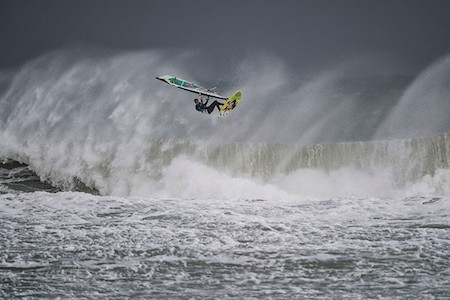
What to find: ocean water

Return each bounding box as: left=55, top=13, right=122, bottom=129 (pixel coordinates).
left=1, top=49, right=450, bottom=299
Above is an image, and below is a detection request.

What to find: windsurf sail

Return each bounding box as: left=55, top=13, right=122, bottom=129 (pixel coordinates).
left=156, top=75, right=227, bottom=100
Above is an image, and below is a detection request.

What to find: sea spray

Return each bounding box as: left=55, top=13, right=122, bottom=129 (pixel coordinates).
left=376, top=53, right=450, bottom=139
left=0, top=48, right=449, bottom=197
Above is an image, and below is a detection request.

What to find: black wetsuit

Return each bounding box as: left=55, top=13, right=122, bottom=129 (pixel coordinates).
left=195, top=100, right=224, bottom=114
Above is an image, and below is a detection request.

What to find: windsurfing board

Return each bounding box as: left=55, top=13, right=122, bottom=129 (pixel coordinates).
left=220, top=89, right=242, bottom=116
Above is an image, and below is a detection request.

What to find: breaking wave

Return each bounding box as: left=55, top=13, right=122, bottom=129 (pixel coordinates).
left=0, top=48, right=449, bottom=198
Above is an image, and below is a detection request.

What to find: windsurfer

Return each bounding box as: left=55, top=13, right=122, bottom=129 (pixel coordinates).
left=194, top=98, right=223, bottom=114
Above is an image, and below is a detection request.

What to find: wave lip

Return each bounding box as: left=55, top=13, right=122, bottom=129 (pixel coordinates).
left=1, top=132, right=450, bottom=198
left=1, top=48, right=450, bottom=198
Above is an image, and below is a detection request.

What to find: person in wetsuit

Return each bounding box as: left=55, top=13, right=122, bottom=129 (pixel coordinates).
left=194, top=98, right=224, bottom=114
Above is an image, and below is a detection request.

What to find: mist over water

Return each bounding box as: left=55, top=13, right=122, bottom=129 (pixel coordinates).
left=1, top=48, right=450, bottom=299
left=376, top=54, right=450, bottom=139
left=0, top=48, right=449, bottom=198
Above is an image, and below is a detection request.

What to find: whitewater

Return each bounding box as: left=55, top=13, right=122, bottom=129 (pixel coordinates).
left=0, top=48, right=449, bottom=299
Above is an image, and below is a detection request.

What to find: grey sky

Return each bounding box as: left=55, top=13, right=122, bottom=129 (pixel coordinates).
left=1, top=0, right=450, bottom=74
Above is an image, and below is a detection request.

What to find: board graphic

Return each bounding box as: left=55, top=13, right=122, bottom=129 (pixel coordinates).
left=220, top=89, right=242, bottom=116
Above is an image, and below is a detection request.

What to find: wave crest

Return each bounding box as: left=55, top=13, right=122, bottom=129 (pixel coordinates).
left=1, top=48, right=450, bottom=198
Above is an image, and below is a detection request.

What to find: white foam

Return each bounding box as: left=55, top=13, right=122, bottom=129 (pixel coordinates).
left=126, top=155, right=294, bottom=199
left=1, top=48, right=450, bottom=198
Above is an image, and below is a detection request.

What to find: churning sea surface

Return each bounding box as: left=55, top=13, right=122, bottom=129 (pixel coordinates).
left=1, top=162, right=449, bottom=299
left=1, top=48, right=450, bottom=298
